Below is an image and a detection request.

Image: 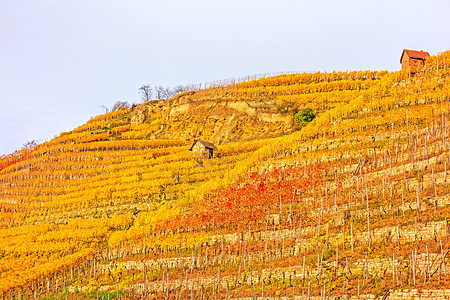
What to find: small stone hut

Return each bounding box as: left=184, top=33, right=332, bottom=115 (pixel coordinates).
left=189, top=140, right=218, bottom=159
left=400, top=49, right=430, bottom=73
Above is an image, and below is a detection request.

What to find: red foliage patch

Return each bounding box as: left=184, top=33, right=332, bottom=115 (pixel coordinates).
left=159, top=164, right=327, bottom=232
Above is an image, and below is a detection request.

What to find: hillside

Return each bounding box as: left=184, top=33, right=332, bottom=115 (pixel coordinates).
left=130, top=71, right=387, bottom=144
left=0, top=52, right=449, bottom=299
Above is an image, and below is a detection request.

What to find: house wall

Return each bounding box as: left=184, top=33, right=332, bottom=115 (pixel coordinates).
left=408, top=58, right=425, bottom=73
left=192, top=143, right=205, bottom=157
left=401, top=54, right=426, bottom=73
left=401, top=54, right=410, bottom=69
left=192, top=142, right=213, bottom=159
left=192, top=142, right=214, bottom=159
left=206, top=149, right=213, bottom=159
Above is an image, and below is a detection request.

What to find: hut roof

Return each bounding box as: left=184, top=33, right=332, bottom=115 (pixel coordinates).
left=189, top=140, right=218, bottom=151
left=400, top=49, right=430, bottom=63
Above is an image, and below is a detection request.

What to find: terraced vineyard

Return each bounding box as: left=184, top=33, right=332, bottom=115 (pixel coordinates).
left=0, top=52, right=449, bottom=299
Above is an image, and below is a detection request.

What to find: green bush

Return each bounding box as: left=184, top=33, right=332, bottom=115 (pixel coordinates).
left=293, top=109, right=315, bottom=126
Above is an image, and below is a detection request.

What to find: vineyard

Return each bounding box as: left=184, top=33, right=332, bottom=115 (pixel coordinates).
left=1, top=52, right=450, bottom=299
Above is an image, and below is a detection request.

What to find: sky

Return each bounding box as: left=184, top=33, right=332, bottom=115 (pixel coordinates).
left=1, top=0, right=449, bottom=155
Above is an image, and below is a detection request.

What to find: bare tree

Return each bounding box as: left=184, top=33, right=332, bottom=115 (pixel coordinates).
left=154, top=85, right=185, bottom=100
left=172, top=85, right=185, bottom=95
left=139, top=84, right=152, bottom=102
left=144, top=84, right=186, bottom=100
left=101, top=101, right=130, bottom=114
left=163, top=87, right=173, bottom=99
left=101, top=105, right=109, bottom=113
left=22, top=140, right=39, bottom=150
left=111, top=101, right=130, bottom=112
left=155, top=85, right=165, bottom=99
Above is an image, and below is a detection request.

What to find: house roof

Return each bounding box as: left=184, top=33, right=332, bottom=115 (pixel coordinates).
left=400, top=49, right=430, bottom=63
left=189, top=139, right=218, bottom=151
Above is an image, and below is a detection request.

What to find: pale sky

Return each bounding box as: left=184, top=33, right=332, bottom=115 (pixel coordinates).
left=1, top=0, right=449, bottom=154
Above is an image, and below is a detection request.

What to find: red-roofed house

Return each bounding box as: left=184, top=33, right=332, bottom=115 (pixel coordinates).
left=400, top=49, right=430, bottom=73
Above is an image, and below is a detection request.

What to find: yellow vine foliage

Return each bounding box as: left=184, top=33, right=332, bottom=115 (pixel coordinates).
left=0, top=51, right=449, bottom=295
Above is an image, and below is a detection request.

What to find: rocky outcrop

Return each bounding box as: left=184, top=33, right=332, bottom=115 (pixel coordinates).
left=130, top=95, right=294, bottom=145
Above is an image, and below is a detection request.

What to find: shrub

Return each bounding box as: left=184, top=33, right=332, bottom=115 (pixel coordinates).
left=293, top=108, right=315, bottom=126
